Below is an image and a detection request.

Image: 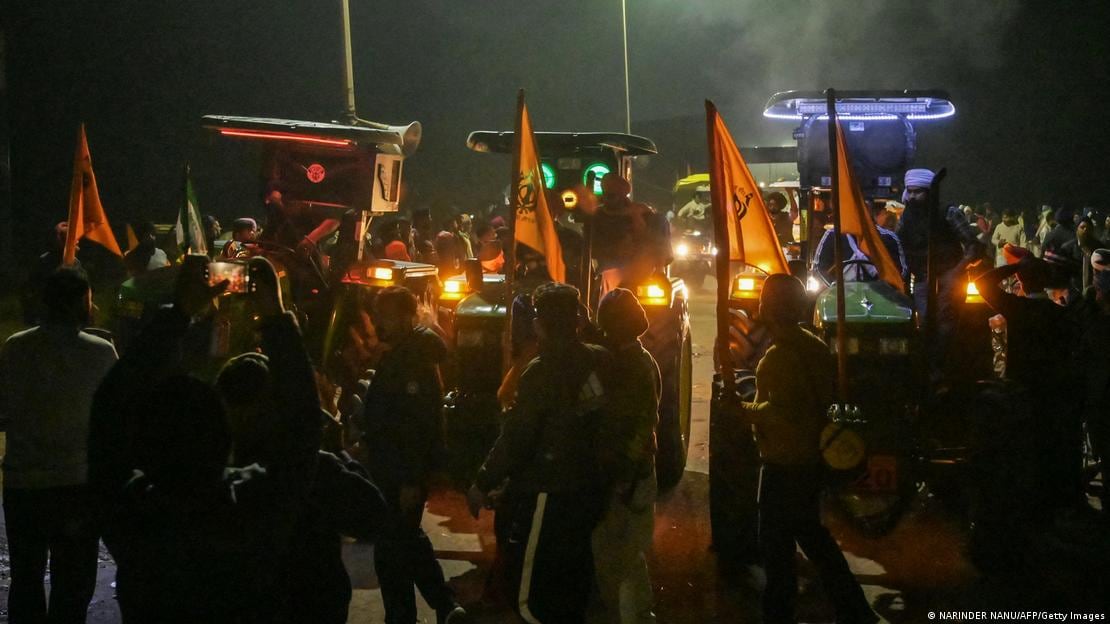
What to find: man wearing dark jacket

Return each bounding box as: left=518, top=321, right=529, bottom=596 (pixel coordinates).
left=361, top=285, right=464, bottom=624
left=735, top=275, right=875, bottom=624
left=1042, top=207, right=1077, bottom=257
left=592, top=288, right=660, bottom=623
left=88, top=256, right=323, bottom=622
left=215, top=351, right=389, bottom=624
left=468, top=282, right=610, bottom=623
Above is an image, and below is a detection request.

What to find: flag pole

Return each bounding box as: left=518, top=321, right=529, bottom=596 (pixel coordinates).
left=62, top=125, right=84, bottom=267
left=825, top=88, right=849, bottom=406
left=503, top=89, right=525, bottom=376
left=705, top=100, right=735, bottom=397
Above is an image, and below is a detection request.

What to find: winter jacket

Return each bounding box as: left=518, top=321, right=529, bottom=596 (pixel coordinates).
left=361, top=326, right=447, bottom=486
left=740, top=327, right=835, bottom=466
left=596, top=341, right=660, bottom=485
left=476, top=341, right=610, bottom=495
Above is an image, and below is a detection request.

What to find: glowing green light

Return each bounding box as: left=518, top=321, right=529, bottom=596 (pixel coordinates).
left=583, top=163, right=611, bottom=194
left=540, top=163, right=556, bottom=189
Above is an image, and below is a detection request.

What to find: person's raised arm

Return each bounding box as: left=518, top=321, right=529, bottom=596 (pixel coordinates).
left=973, top=260, right=1024, bottom=318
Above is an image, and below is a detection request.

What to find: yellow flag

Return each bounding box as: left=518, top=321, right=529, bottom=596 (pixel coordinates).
left=705, top=102, right=789, bottom=275
left=512, top=97, right=565, bottom=283
left=63, top=124, right=122, bottom=265
left=834, top=120, right=904, bottom=293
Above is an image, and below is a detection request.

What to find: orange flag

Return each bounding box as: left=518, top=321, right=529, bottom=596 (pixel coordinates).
left=125, top=224, right=139, bottom=253
left=833, top=121, right=904, bottom=293
left=63, top=124, right=122, bottom=265
left=511, top=93, right=565, bottom=283
left=705, top=102, right=788, bottom=275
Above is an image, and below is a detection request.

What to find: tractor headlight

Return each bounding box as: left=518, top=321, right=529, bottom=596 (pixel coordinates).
left=368, top=267, right=395, bottom=282
left=965, top=281, right=984, bottom=304
left=807, top=275, right=823, bottom=293
left=636, top=282, right=670, bottom=306
left=675, top=243, right=690, bottom=258
left=440, top=277, right=470, bottom=302
left=730, top=273, right=765, bottom=300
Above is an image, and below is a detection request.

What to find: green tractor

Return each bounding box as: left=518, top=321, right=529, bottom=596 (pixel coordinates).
left=710, top=91, right=994, bottom=562
left=444, top=131, right=694, bottom=491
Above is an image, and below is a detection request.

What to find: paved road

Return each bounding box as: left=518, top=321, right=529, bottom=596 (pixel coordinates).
left=2, top=281, right=1106, bottom=622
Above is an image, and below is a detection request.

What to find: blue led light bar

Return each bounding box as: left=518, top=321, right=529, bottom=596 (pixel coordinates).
left=763, top=90, right=955, bottom=122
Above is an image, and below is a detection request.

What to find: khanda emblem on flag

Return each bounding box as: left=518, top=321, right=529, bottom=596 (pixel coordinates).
left=516, top=169, right=538, bottom=216
left=732, top=188, right=754, bottom=222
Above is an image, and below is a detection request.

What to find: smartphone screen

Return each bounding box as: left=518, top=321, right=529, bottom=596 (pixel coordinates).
left=208, top=261, right=249, bottom=294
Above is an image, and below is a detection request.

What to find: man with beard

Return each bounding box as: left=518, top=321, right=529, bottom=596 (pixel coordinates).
left=896, top=169, right=984, bottom=381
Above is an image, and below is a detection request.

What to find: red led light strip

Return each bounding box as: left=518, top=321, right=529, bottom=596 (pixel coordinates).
left=218, top=128, right=354, bottom=147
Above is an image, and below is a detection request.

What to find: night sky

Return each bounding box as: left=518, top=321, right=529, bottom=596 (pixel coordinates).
left=5, top=1, right=1110, bottom=259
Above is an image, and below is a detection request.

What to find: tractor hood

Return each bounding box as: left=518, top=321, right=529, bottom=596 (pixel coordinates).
left=815, top=280, right=914, bottom=326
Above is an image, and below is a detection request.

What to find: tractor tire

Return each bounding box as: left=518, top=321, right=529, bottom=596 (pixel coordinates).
left=655, top=329, right=692, bottom=495
left=709, top=369, right=761, bottom=568
left=643, top=298, right=692, bottom=496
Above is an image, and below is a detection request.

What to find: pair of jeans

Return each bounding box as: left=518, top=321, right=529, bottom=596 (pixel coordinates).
left=373, top=482, right=455, bottom=624
left=2, top=485, right=100, bottom=624
left=757, top=465, right=874, bottom=624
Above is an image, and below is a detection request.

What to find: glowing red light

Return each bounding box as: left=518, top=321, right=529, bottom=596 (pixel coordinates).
left=218, top=128, right=354, bottom=148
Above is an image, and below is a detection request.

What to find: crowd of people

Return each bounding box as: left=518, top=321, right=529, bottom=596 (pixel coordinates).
left=1, top=164, right=1108, bottom=624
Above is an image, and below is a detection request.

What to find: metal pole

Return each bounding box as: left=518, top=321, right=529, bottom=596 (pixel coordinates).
left=705, top=101, right=735, bottom=397
left=621, top=0, right=631, bottom=134
left=503, top=89, right=525, bottom=376
left=825, top=88, right=849, bottom=406
left=340, top=0, right=357, bottom=123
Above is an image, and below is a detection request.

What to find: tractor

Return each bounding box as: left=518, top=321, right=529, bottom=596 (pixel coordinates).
left=709, top=91, right=999, bottom=561
left=442, top=131, right=694, bottom=491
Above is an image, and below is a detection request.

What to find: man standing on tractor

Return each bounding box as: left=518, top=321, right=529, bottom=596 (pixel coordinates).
left=897, top=168, right=984, bottom=314
left=593, top=173, right=672, bottom=296
left=896, top=168, right=984, bottom=381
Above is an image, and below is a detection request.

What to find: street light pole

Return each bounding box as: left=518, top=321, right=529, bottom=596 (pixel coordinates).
left=340, top=0, right=357, bottom=124
left=621, top=0, right=631, bottom=134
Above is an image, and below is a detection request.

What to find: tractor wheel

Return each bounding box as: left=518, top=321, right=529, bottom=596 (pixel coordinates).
left=678, top=332, right=693, bottom=454
left=649, top=310, right=691, bottom=496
